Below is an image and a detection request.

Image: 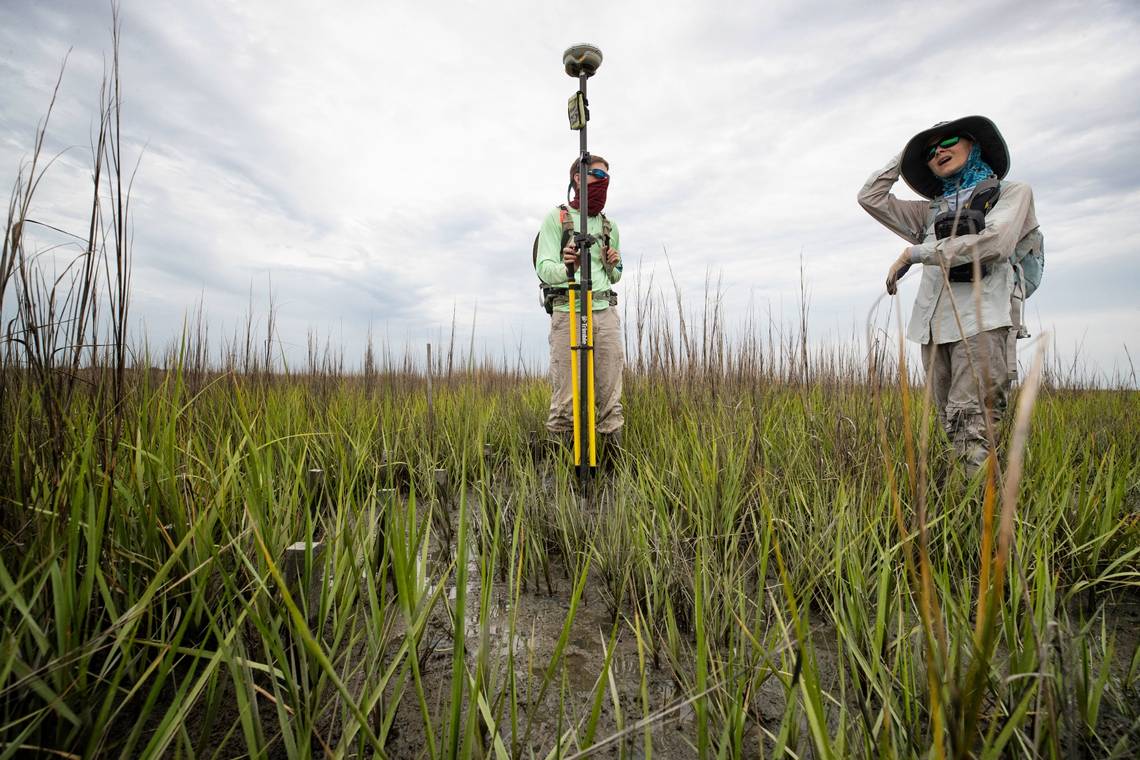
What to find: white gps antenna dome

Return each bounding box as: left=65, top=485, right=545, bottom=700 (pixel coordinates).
left=563, top=44, right=603, bottom=77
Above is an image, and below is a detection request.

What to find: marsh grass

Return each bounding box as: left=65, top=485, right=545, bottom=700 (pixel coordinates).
left=4, top=334, right=1136, bottom=758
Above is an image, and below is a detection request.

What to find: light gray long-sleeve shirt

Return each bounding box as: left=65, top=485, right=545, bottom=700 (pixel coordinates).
left=858, top=154, right=1039, bottom=345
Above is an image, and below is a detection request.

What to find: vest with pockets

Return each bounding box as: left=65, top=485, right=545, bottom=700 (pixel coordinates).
left=927, top=180, right=1044, bottom=299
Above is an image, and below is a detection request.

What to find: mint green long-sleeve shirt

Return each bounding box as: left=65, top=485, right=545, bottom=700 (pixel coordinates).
left=534, top=206, right=622, bottom=312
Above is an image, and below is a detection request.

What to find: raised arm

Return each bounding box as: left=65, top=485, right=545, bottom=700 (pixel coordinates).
left=857, top=153, right=931, bottom=244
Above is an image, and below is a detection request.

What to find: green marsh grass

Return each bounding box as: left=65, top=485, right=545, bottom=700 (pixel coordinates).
left=5, top=346, right=1135, bottom=757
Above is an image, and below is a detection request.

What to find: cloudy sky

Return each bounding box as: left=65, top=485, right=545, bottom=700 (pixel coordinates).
left=2, top=0, right=1138, bottom=381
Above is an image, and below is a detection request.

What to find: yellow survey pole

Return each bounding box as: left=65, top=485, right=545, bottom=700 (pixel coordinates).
left=562, top=43, right=604, bottom=497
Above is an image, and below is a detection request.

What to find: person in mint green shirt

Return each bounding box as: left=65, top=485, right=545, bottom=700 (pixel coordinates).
left=534, top=155, right=625, bottom=447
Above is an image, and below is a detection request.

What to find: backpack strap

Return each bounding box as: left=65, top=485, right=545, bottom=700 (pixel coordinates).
left=558, top=204, right=611, bottom=250
left=557, top=204, right=575, bottom=248
left=601, top=213, right=615, bottom=276
left=534, top=204, right=577, bottom=270
left=554, top=205, right=617, bottom=277
left=967, top=178, right=1001, bottom=214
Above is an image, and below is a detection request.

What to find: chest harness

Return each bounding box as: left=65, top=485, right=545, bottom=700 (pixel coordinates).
left=534, top=205, right=618, bottom=314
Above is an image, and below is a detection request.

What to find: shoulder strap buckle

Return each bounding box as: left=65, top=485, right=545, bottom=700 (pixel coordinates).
left=968, top=178, right=1002, bottom=214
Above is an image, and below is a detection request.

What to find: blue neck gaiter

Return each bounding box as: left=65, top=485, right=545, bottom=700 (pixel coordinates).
left=940, top=143, right=995, bottom=196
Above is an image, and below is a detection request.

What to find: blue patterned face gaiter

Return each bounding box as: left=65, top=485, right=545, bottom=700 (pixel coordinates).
left=940, top=142, right=995, bottom=196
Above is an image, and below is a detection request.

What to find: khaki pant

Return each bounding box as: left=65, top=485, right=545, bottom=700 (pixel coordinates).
left=547, top=307, right=624, bottom=435
left=920, top=327, right=1011, bottom=471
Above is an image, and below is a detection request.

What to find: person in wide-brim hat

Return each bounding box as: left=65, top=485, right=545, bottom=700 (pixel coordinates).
left=856, top=115, right=1041, bottom=477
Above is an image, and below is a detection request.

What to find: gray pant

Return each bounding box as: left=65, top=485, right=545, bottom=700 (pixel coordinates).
left=547, top=306, right=624, bottom=435
left=920, top=327, right=1011, bottom=471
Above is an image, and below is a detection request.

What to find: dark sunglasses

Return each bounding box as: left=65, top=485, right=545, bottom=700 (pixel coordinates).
left=585, top=168, right=609, bottom=180
left=925, top=135, right=961, bottom=160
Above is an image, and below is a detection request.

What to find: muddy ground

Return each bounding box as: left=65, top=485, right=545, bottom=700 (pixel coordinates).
left=115, top=479, right=1140, bottom=759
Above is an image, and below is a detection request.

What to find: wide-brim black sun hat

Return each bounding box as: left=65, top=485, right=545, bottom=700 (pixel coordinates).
left=901, top=115, right=1010, bottom=199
